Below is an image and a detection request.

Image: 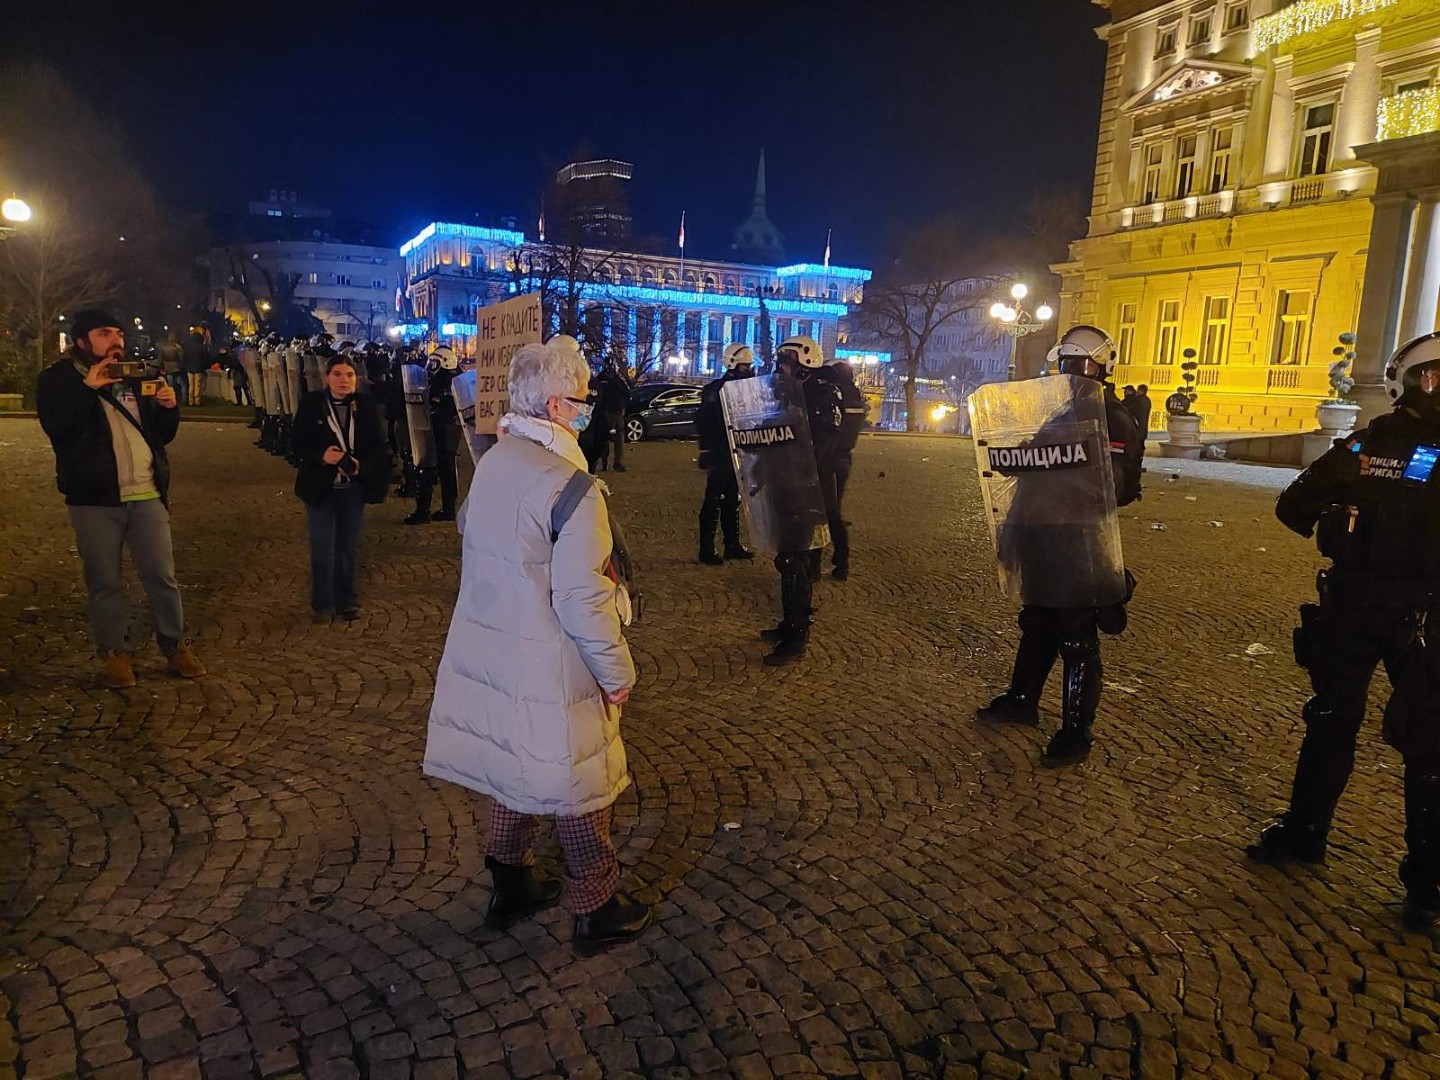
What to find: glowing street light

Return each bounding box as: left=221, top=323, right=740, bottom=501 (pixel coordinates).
left=990, top=280, right=1053, bottom=381
left=2, top=196, right=32, bottom=223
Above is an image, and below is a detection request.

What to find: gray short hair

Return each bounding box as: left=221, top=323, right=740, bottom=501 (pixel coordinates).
left=508, top=341, right=589, bottom=417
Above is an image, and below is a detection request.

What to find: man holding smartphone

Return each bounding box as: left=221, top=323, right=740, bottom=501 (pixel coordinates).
left=36, top=310, right=206, bottom=689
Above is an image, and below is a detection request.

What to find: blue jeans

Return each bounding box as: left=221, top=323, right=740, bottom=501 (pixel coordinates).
left=68, top=500, right=188, bottom=654
left=306, top=484, right=366, bottom=613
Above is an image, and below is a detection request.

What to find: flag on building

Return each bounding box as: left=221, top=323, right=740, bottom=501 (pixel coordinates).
left=824, top=228, right=832, bottom=273
left=538, top=199, right=546, bottom=243
left=678, top=211, right=686, bottom=251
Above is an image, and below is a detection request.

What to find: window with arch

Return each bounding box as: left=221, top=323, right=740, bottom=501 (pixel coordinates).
left=642, top=267, right=656, bottom=284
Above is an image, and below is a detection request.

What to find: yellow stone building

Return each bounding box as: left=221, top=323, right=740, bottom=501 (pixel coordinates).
left=1055, top=0, right=1440, bottom=432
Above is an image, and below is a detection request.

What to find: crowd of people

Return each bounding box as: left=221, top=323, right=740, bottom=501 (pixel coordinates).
left=32, top=305, right=1440, bottom=940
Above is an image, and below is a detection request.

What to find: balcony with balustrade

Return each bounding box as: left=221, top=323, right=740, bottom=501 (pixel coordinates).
left=1112, top=362, right=1332, bottom=397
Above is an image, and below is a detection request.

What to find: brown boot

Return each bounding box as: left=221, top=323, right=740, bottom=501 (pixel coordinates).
left=166, top=642, right=206, bottom=678
left=100, top=651, right=136, bottom=689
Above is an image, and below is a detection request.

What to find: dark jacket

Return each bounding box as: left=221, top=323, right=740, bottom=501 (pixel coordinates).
left=36, top=355, right=181, bottom=507
left=595, top=370, right=629, bottom=422
left=1276, top=405, right=1440, bottom=582
left=1104, top=387, right=1144, bottom=508
left=697, top=369, right=752, bottom=469
left=1124, top=390, right=1153, bottom=435
left=293, top=391, right=392, bottom=507
left=181, top=336, right=210, bottom=375
left=801, top=371, right=844, bottom=474
left=827, top=366, right=866, bottom=462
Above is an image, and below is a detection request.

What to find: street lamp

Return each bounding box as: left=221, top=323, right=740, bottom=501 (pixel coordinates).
left=990, top=281, right=1053, bottom=381
left=0, top=194, right=32, bottom=240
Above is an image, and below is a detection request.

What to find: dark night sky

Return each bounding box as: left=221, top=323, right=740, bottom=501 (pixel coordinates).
left=6, top=0, right=1107, bottom=266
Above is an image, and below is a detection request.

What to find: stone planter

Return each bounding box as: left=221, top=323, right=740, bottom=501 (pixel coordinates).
left=1302, top=400, right=1362, bottom=465
left=1160, top=412, right=1203, bottom=459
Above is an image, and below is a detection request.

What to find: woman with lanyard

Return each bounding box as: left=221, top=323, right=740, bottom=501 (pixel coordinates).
left=294, top=354, right=391, bottom=623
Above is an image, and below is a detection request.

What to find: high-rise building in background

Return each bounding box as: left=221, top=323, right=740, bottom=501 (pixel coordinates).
left=1055, top=0, right=1440, bottom=433
left=553, top=159, right=635, bottom=243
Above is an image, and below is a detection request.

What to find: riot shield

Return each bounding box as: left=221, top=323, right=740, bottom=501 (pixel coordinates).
left=239, top=347, right=266, bottom=411
left=304, top=351, right=325, bottom=394
left=283, top=347, right=304, bottom=414
left=262, top=350, right=284, bottom=414
left=720, top=373, right=830, bottom=557
left=401, top=364, right=437, bottom=468
left=968, top=375, right=1126, bottom=608
left=449, top=369, right=494, bottom=462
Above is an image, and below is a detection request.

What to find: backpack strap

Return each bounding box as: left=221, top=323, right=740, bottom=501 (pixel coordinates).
left=550, top=469, right=597, bottom=542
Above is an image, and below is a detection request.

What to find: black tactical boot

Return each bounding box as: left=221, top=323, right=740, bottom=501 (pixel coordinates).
left=765, top=565, right=811, bottom=666
left=698, top=504, right=724, bottom=565
left=572, top=892, right=652, bottom=955
left=403, top=510, right=432, bottom=525
left=721, top=502, right=753, bottom=560
left=975, top=693, right=1039, bottom=726
left=1245, top=816, right=1328, bottom=865
left=1041, top=656, right=1100, bottom=767
left=484, top=856, right=563, bottom=930
left=976, top=631, right=1054, bottom=726
left=764, top=627, right=809, bottom=667
left=1402, top=770, right=1440, bottom=928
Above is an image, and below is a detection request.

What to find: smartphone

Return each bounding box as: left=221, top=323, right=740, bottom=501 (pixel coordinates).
left=110, top=361, right=149, bottom=379
left=1404, top=445, right=1440, bottom=482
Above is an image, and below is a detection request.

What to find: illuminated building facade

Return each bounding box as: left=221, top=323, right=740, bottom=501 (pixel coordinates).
left=398, top=221, right=871, bottom=377
left=1055, top=0, right=1440, bottom=432
left=208, top=240, right=404, bottom=341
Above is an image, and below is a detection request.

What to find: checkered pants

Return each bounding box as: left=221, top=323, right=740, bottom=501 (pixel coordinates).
left=486, top=800, right=619, bottom=915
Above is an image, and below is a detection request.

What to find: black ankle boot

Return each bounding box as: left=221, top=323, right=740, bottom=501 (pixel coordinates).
left=1041, top=655, right=1100, bottom=767
left=573, top=892, right=651, bottom=955
left=1245, top=816, right=1328, bottom=865
left=975, top=692, right=1040, bottom=726
left=484, top=856, right=562, bottom=930
left=699, top=547, right=724, bottom=566
left=724, top=546, right=755, bottom=561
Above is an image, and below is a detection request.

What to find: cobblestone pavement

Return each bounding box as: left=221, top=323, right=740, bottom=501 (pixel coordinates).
left=2, top=418, right=1439, bottom=1080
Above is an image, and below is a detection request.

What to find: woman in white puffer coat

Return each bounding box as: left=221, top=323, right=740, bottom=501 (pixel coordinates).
left=423, top=339, right=651, bottom=955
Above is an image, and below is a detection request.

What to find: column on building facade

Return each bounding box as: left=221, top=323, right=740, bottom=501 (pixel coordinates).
left=1263, top=54, right=1296, bottom=181
left=652, top=308, right=663, bottom=362
left=699, top=312, right=711, bottom=371
left=627, top=309, right=638, bottom=368
left=722, top=314, right=733, bottom=349
left=746, top=314, right=757, bottom=348
left=1338, top=28, right=1383, bottom=163
left=1354, top=191, right=1419, bottom=417
left=1399, top=191, right=1440, bottom=345
left=603, top=307, right=613, bottom=357
left=676, top=310, right=687, bottom=363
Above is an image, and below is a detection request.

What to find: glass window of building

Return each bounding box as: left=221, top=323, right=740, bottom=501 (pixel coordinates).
left=1188, top=10, right=1212, bottom=46
left=1155, top=23, right=1178, bottom=57
left=1209, top=127, right=1234, bottom=192
left=1298, top=103, right=1335, bottom=178
left=308, top=272, right=318, bottom=284
left=1156, top=299, right=1181, bottom=365
left=1274, top=291, right=1312, bottom=365
left=1200, top=296, right=1230, bottom=365
left=1224, top=2, right=1249, bottom=31
left=1175, top=134, right=1198, bottom=198
left=1116, top=302, right=1138, bottom=365
left=1141, top=144, right=1166, bottom=204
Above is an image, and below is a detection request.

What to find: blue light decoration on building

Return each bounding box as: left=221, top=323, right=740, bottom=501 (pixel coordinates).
left=400, top=221, right=527, bottom=257
left=519, top=279, right=850, bottom=318
left=835, top=348, right=893, bottom=364
left=393, top=322, right=429, bottom=340
left=775, top=263, right=872, bottom=283
left=441, top=322, right=478, bottom=337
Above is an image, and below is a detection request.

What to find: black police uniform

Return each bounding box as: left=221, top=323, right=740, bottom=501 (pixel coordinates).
left=1252, top=396, right=1440, bottom=924
left=979, top=382, right=1144, bottom=764
left=415, top=366, right=462, bottom=521
left=816, top=364, right=864, bottom=580
left=696, top=367, right=755, bottom=563
left=766, top=369, right=843, bottom=665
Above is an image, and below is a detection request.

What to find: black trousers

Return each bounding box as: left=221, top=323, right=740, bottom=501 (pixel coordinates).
left=700, top=466, right=742, bottom=552
left=416, top=454, right=458, bottom=515
left=1008, top=605, right=1103, bottom=730
left=774, top=551, right=814, bottom=642
left=1286, top=582, right=1440, bottom=887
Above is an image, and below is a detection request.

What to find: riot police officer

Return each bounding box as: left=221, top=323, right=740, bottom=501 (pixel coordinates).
left=974, top=325, right=1143, bottom=766
left=1249, top=331, right=1440, bottom=928
left=408, top=345, right=462, bottom=524
left=696, top=343, right=757, bottom=565
left=816, top=358, right=865, bottom=581
left=764, top=335, right=842, bottom=667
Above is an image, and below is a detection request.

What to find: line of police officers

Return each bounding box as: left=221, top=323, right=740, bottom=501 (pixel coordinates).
left=239, top=318, right=1440, bottom=930
left=237, top=333, right=464, bottom=525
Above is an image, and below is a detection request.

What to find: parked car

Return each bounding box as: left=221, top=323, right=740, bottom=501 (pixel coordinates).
left=625, top=383, right=703, bottom=442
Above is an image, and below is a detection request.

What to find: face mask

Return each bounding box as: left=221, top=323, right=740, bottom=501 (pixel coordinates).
left=568, top=411, right=592, bottom=434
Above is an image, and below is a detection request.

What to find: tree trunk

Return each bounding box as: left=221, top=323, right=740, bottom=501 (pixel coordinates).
left=905, top=361, right=919, bottom=432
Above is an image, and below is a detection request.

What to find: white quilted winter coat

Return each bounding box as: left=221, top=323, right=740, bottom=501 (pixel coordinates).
left=423, top=432, right=636, bottom=816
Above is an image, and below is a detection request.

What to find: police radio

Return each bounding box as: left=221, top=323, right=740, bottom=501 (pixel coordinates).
left=1315, top=504, right=1359, bottom=562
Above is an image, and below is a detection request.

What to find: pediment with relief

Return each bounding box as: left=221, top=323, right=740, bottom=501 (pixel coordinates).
left=1126, top=60, right=1257, bottom=113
